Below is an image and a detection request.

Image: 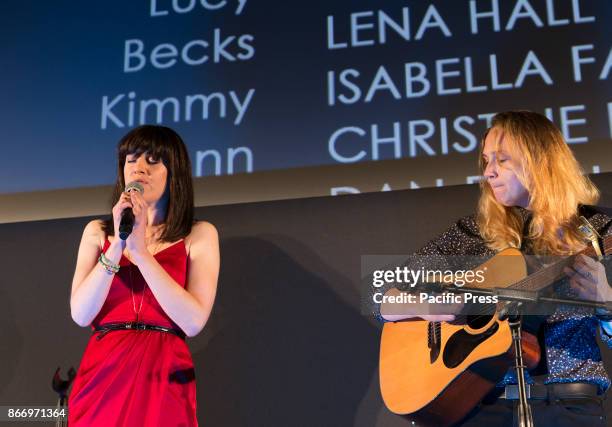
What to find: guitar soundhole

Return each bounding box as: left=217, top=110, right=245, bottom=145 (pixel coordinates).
left=466, top=314, right=494, bottom=330
left=443, top=322, right=499, bottom=369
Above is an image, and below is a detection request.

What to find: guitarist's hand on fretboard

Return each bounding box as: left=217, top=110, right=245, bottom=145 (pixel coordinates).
left=564, top=254, right=612, bottom=302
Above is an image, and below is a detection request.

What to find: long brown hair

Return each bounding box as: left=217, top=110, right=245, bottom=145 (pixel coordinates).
left=103, top=125, right=194, bottom=242
left=477, top=111, right=599, bottom=255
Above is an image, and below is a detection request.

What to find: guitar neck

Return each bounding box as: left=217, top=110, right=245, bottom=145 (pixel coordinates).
left=510, top=234, right=611, bottom=293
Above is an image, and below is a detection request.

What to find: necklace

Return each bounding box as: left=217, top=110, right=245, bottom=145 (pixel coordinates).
left=126, top=237, right=165, bottom=321
left=129, top=265, right=145, bottom=321
left=124, top=229, right=164, bottom=321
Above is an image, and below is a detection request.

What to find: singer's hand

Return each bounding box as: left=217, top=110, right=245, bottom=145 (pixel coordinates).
left=112, top=192, right=134, bottom=241
left=125, top=190, right=149, bottom=260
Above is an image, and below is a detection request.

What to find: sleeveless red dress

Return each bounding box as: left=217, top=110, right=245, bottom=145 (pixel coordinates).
left=69, top=239, right=198, bottom=427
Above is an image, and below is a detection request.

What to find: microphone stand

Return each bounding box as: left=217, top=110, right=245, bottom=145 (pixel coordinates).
left=497, top=302, right=533, bottom=427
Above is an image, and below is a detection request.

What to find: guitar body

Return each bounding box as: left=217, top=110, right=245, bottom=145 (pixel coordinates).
left=379, top=248, right=542, bottom=426
left=380, top=316, right=540, bottom=426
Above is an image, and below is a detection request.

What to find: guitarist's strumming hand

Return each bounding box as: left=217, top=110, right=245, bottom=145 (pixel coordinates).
left=380, top=287, right=462, bottom=322
left=564, top=254, right=612, bottom=302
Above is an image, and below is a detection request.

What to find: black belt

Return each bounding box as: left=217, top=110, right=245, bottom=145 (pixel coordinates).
left=500, top=383, right=600, bottom=400
left=94, top=322, right=186, bottom=341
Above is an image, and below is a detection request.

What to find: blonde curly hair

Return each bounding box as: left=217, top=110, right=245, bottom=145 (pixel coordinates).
left=477, top=111, right=599, bottom=255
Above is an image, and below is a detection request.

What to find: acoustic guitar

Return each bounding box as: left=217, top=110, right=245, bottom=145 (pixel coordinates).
left=379, top=234, right=611, bottom=427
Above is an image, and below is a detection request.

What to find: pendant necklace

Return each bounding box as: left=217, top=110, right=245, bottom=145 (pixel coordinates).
left=127, top=237, right=161, bottom=322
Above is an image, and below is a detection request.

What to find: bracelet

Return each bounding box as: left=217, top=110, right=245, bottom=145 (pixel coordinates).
left=98, top=252, right=120, bottom=274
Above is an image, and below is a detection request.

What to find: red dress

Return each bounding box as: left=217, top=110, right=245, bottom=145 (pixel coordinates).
left=69, top=239, right=198, bottom=427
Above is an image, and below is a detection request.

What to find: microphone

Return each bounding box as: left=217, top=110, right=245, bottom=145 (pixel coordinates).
left=119, top=181, right=144, bottom=240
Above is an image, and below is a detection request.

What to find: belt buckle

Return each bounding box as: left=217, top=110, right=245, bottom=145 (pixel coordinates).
left=134, top=322, right=146, bottom=330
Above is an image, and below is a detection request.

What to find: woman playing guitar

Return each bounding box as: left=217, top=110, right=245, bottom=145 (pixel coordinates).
left=378, top=111, right=612, bottom=427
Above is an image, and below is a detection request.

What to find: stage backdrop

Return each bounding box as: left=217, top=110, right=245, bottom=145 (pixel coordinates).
left=0, top=173, right=611, bottom=426
left=0, top=0, right=610, bottom=203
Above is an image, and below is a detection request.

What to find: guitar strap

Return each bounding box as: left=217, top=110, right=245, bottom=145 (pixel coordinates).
left=580, top=205, right=612, bottom=256
left=578, top=216, right=604, bottom=260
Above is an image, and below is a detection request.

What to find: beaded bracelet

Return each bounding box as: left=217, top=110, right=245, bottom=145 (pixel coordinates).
left=99, top=252, right=120, bottom=274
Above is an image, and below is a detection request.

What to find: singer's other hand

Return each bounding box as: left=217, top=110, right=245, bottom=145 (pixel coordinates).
left=125, top=189, right=149, bottom=258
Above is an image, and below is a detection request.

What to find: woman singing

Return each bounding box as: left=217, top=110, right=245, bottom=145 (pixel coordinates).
left=69, top=125, right=219, bottom=426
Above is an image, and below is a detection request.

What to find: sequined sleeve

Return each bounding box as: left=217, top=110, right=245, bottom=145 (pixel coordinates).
left=414, top=215, right=490, bottom=257
left=372, top=215, right=493, bottom=323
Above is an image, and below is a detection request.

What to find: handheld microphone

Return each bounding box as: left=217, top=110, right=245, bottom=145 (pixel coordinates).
left=119, top=181, right=144, bottom=240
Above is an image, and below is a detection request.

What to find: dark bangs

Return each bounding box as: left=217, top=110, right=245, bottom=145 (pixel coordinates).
left=118, top=126, right=173, bottom=170
left=103, top=125, right=195, bottom=242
